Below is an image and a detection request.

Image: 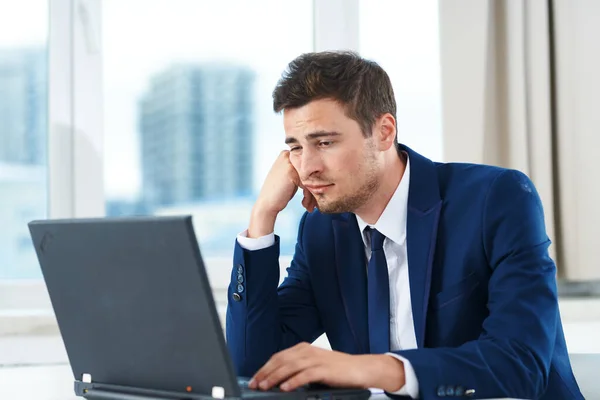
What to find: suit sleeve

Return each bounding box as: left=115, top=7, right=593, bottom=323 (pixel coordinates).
left=391, top=170, right=559, bottom=399
left=226, top=212, right=324, bottom=377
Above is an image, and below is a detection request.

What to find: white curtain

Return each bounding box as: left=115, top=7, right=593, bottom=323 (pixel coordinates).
left=438, top=0, right=600, bottom=280
left=551, top=0, right=600, bottom=281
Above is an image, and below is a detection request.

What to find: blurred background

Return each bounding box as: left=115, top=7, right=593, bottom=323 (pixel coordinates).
left=0, top=0, right=598, bottom=398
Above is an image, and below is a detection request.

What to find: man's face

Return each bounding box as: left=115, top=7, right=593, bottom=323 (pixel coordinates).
left=283, top=99, right=381, bottom=214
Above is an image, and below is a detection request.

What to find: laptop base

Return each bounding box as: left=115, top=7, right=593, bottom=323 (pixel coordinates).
left=75, top=380, right=371, bottom=400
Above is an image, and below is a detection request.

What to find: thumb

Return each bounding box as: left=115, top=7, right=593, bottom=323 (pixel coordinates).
left=302, top=188, right=317, bottom=212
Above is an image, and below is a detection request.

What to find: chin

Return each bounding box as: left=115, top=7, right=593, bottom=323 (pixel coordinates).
left=316, top=207, right=337, bottom=215
left=316, top=202, right=346, bottom=214
left=314, top=202, right=331, bottom=214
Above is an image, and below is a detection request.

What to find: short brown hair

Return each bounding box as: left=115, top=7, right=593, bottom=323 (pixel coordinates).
left=272, top=51, right=396, bottom=136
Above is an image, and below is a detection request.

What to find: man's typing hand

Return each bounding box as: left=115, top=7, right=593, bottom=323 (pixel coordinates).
left=248, top=342, right=406, bottom=393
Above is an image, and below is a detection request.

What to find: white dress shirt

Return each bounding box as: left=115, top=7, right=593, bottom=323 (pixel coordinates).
left=237, top=156, right=419, bottom=398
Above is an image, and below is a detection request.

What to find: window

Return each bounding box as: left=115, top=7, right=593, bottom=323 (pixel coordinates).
left=359, top=0, right=443, bottom=161
left=0, top=0, right=48, bottom=279
left=103, top=0, right=313, bottom=259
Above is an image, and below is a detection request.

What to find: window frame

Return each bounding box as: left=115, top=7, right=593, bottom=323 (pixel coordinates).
left=1, top=0, right=359, bottom=327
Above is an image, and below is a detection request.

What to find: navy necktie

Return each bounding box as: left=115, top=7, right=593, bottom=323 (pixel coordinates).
left=367, top=228, right=390, bottom=354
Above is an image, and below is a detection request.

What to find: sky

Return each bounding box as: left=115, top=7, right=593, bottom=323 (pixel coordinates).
left=0, top=0, right=47, bottom=48
left=0, top=0, right=443, bottom=201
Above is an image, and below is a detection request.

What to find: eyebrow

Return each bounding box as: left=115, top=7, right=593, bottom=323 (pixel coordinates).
left=285, top=131, right=341, bottom=145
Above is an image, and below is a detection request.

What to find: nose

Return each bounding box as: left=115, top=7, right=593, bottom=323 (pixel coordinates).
left=297, top=147, right=324, bottom=180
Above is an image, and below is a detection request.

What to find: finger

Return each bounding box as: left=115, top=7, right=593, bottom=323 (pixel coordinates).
left=302, top=199, right=309, bottom=212
left=251, top=353, right=289, bottom=389
left=258, top=356, right=315, bottom=391
left=309, top=195, right=317, bottom=212
left=302, top=188, right=311, bottom=211
left=290, top=172, right=302, bottom=189
left=303, top=189, right=317, bottom=212
left=303, top=191, right=316, bottom=213
left=251, top=343, right=310, bottom=388
left=287, top=159, right=302, bottom=186
left=280, top=366, right=325, bottom=392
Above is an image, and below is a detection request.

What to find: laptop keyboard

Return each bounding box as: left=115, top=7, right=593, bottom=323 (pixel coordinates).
left=238, top=378, right=282, bottom=392
left=237, top=379, right=368, bottom=399
left=238, top=378, right=281, bottom=392
left=238, top=378, right=292, bottom=398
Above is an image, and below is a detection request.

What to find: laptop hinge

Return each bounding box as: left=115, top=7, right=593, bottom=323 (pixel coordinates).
left=75, top=381, right=217, bottom=400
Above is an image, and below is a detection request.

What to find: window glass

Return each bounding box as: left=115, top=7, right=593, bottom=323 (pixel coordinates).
left=0, top=0, right=48, bottom=279
left=103, top=1, right=314, bottom=257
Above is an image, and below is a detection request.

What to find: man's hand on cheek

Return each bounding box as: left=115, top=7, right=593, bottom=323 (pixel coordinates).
left=301, top=187, right=317, bottom=212
left=289, top=166, right=317, bottom=213
left=247, top=343, right=406, bottom=393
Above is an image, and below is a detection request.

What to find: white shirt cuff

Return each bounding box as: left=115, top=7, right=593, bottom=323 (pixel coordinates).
left=385, top=353, right=419, bottom=398
left=236, top=229, right=275, bottom=251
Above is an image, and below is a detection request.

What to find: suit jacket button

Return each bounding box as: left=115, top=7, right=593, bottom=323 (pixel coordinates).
left=455, top=386, right=465, bottom=396
left=445, top=386, right=455, bottom=396
left=436, top=385, right=446, bottom=397
left=237, top=274, right=244, bottom=283
left=237, top=284, right=244, bottom=293
left=232, top=293, right=242, bottom=302
left=465, top=389, right=476, bottom=397
left=237, top=264, right=243, bottom=274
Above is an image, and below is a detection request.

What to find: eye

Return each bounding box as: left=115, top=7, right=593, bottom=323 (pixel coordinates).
left=319, top=141, right=333, bottom=147
left=289, top=146, right=301, bottom=152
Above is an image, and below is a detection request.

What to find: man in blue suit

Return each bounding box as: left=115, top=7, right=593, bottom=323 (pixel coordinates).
left=226, top=51, right=583, bottom=399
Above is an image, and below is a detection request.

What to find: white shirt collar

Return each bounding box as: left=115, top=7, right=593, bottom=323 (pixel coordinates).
left=355, top=153, right=410, bottom=246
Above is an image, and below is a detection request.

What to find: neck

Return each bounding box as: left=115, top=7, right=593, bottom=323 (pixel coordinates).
left=354, top=149, right=406, bottom=225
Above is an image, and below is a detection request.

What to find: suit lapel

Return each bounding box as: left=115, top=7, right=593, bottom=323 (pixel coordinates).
left=332, top=215, right=369, bottom=354
left=403, top=144, right=442, bottom=348
left=331, top=145, right=442, bottom=351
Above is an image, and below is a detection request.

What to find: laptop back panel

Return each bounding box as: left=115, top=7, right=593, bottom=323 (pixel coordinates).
left=28, top=216, right=240, bottom=398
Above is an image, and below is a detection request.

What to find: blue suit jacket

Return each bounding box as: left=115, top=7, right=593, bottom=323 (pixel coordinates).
left=226, top=145, right=583, bottom=399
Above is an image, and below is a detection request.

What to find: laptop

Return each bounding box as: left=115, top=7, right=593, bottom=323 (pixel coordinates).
left=28, top=216, right=372, bottom=400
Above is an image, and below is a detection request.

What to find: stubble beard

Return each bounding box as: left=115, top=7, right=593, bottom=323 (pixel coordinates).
left=315, top=150, right=380, bottom=214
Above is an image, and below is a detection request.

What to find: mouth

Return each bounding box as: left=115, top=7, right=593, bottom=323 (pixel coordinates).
left=304, top=184, right=334, bottom=194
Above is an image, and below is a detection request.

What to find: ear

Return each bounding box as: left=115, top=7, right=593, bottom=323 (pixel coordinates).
left=373, top=113, right=397, bottom=151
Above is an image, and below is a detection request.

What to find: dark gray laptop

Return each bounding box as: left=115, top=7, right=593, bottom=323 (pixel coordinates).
left=28, top=216, right=371, bottom=400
